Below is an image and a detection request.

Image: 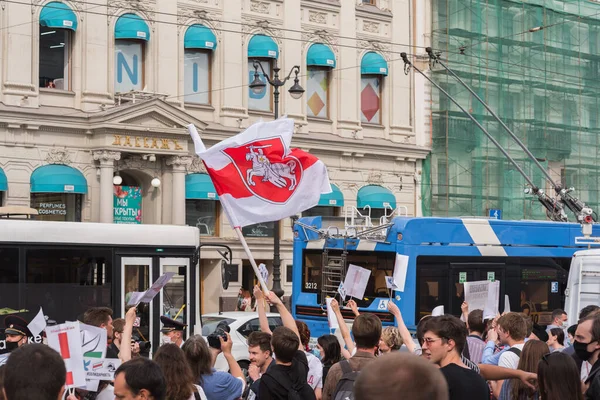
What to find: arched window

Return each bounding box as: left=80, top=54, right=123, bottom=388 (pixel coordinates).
left=38, top=2, right=78, bottom=90
left=184, top=24, right=217, bottom=105
left=306, top=44, right=336, bottom=119
left=360, top=52, right=388, bottom=124
left=114, top=14, right=150, bottom=93
left=247, top=35, right=278, bottom=112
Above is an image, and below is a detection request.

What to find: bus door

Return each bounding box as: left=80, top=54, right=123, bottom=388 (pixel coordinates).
left=159, top=258, right=190, bottom=338
left=121, top=257, right=153, bottom=355
left=449, top=262, right=506, bottom=316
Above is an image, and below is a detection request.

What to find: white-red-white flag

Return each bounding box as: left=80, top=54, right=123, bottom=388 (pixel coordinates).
left=189, top=118, right=331, bottom=227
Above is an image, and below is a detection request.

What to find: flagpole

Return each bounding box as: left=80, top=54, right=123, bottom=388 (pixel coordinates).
left=234, top=227, right=270, bottom=294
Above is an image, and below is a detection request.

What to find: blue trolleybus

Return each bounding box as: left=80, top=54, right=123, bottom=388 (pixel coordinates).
left=291, top=215, right=600, bottom=338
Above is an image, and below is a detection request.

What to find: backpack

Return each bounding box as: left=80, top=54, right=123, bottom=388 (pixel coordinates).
left=332, top=360, right=360, bottom=400
left=263, top=368, right=315, bottom=400
left=506, top=347, right=522, bottom=357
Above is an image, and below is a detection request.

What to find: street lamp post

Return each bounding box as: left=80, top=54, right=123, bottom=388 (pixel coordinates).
left=249, top=60, right=304, bottom=302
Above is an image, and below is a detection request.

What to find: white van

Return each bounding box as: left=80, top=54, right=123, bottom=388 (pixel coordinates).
left=564, top=249, right=600, bottom=326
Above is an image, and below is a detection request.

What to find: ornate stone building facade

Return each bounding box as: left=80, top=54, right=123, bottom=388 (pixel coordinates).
left=0, top=0, right=429, bottom=311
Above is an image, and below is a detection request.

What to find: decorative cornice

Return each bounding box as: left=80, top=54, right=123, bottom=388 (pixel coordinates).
left=120, top=155, right=145, bottom=170
left=301, top=29, right=339, bottom=54
left=241, top=18, right=283, bottom=44
left=177, top=8, right=222, bottom=37
left=187, top=157, right=207, bottom=173
left=45, top=148, right=72, bottom=165
left=108, top=0, right=156, bottom=23
left=166, top=155, right=193, bottom=167
left=357, top=39, right=391, bottom=60
left=92, top=150, right=121, bottom=163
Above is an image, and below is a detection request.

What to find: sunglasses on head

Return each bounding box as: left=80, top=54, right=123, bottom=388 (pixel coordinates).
left=541, top=352, right=556, bottom=365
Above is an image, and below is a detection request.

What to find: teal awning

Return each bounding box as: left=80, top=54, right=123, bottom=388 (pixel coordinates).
left=30, top=164, right=87, bottom=194
left=318, top=184, right=344, bottom=207
left=184, top=24, right=217, bottom=51
left=248, top=35, right=278, bottom=59
left=0, top=167, right=7, bottom=191
left=115, top=13, right=150, bottom=41
left=40, top=2, right=78, bottom=31
left=361, top=52, right=388, bottom=76
left=357, top=185, right=396, bottom=209
left=186, top=174, right=218, bottom=200
left=307, top=44, right=336, bottom=68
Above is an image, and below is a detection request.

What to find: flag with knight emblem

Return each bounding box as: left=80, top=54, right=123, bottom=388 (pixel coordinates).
left=188, top=118, right=331, bottom=228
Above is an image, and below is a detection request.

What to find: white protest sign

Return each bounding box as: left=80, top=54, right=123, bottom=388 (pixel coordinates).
left=27, top=307, right=47, bottom=337
left=377, top=299, right=390, bottom=311
left=258, top=263, right=269, bottom=284
left=337, top=282, right=347, bottom=301
left=46, top=321, right=87, bottom=389
left=385, top=276, right=397, bottom=290
left=137, top=272, right=176, bottom=303
left=432, top=305, right=444, bottom=316
left=504, top=294, right=511, bottom=313
left=393, top=254, right=409, bottom=292
left=83, top=358, right=121, bottom=380
left=127, top=292, right=145, bottom=306
left=483, top=281, right=500, bottom=320
left=326, top=298, right=339, bottom=330
left=80, top=322, right=108, bottom=392
left=343, top=264, right=372, bottom=299
left=464, top=280, right=491, bottom=312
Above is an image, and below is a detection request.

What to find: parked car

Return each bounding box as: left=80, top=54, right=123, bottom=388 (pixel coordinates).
left=201, top=312, right=282, bottom=377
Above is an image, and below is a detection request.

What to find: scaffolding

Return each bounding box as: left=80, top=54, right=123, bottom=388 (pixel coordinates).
left=427, top=0, right=600, bottom=220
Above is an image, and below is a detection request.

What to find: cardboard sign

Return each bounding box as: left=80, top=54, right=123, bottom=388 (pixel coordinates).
left=385, top=276, right=397, bottom=290
left=259, top=263, right=269, bottom=284
left=83, top=358, right=121, bottom=380
left=483, top=281, right=500, bottom=320
left=432, top=305, right=444, bottom=316
left=343, top=264, right=371, bottom=299
left=46, top=321, right=86, bottom=388
left=27, top=307, right=47, bottom=337
left=137, top=272, right=176, bottom=303
left=337, top=282, right=347, bottom=301
left=393, top=254, right=409, bottom=292
left=326, top=298, right=339, bottom=330
left=504, top=295, right=511, bottom=313
left=464, top=280, right=491, bottom=312
left=127, top=292, right=144, bottom=306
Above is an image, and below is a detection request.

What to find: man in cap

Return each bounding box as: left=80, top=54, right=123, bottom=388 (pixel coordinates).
left=3, top=315, right=32, bottom=349
left=160, top=316, right=186, bottom=347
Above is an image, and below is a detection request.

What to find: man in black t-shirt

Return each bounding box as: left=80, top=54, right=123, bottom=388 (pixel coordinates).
left=259, top=326, right=316, bottom=400
left=422, top=315, right=490, bottom=400
left=246, top=331, right=275, bottom=400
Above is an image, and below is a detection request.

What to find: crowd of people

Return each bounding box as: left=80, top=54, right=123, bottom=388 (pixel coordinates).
left=1, top=292, right=600, bottom=400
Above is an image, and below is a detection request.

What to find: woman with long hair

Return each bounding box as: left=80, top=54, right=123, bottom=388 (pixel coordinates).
left=379, top=327, right=403, bottom=354
left=154, top=343, right=207, bottom=400
left=497, top=339, right=549, bottom=400
left=547, top=328, right=566, bottom=352
left=317, top=334, right=342, bottom=384
left=538, top=352, right=583, bottom=400
left=182, top=335, right=245, bottom=400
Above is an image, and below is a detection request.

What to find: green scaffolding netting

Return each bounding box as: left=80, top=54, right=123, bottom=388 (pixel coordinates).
left=429, top=0, right=600, bottom=220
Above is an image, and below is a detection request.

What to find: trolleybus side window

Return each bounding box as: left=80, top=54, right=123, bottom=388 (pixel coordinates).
left=0, top=247, right=19, bottom=310
left=25, top=248, right=112, bottom=323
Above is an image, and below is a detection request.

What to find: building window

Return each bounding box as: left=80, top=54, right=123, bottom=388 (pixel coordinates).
left=248, top=60, right=272, bottom=112
left=302, top=206, right=338, bottom=217
left=286, top=264, right=293, bottom=283
left=306, top=68, right=329, bottom=118
left=242, top=221, right=276, bottom=238
left=39, top=27, right=71, bottom=89
left=184, top=50, right=210, bottom=105
left=360, top=75, right=382, bottom=124
left=185, top=199, right=219, bottom=236
left=30, top=193, right=82, bottom=222
left=115, top=41, right=144, bottom=93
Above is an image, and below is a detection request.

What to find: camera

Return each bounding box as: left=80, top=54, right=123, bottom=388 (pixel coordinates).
left=131, top=338, right=152, bottom=352
left=207, top=323, right=230, bottom=350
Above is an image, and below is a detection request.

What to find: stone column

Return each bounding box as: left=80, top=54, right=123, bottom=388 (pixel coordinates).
left=167, top=156, right=192, bottom=225
left=93, top=151, right=121, bottom=223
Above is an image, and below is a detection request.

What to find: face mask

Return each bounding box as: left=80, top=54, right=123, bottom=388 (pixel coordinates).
left=161, top=335, right=172, bottom=345
left=573, top=340, right=596, bottom=361
left=563, top=322, right=569, bottom=328
left=5, top=340, right=19, bottom=352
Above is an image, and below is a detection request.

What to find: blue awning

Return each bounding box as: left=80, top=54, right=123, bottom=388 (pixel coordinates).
left=184, top=24, right=217, bottom=51
left=30, top=164, right=87, bottom=194
left=361, top=52, right=388, bottom=76
left=357, top=185, right=396, bottom=209
left=248, top=35, right=278, bottom=59
left=115, top=13, right=150, bottom=41
left=0, top=167, right=7, bottom=191
left=186, top=174, right=218, bottom=200
left=39, top=2, right=78, bottom=31
left=307, top=43, right=336, bottom=68
left=318, top=184, right=344, bottom=207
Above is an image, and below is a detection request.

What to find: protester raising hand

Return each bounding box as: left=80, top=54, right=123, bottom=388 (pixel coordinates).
left=387, top=301, right=415, bottom=353
left=120, top=305, right=137, bottom=362
left=266, top=291, right=303, bottom=349
left=329, top=298, right=355, bottom=357
left=487, top=327, right=498, bottom=344
left=254, top=285, right=271, bottom=334
left=347, top=299, right=360, bottom=317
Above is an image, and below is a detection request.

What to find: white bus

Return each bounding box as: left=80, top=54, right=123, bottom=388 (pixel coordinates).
left=0, top=219, right=200, bottom=351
